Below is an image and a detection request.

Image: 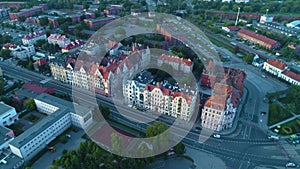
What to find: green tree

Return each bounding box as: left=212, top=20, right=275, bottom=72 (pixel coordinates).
left=23, top=98, right=36, bottom=111
left=174, top=142, right=185, bottom=154
left=0, top=49, right=11, bottom=59
left=282, top=46, right=296, bottom=59
left=0, top=79, right=5, bottom=95
left=39, top=17, right=49, bottom=27
left=35, top=39, right=47, bottom=48
left=18, top=16, right=26, bottom=22
left=243, top=54, right=254, bottom=64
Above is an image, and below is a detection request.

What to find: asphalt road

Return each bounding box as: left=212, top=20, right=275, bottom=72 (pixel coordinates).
left=0, top=62, right=293, bottom=169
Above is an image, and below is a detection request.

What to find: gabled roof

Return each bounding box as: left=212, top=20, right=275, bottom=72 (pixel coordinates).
left=266, top=59, right=287, bottom=70
left=238, top=29, right=279, bottom=46
left=282, top=70, right=300, bottom=82
left=158, top=54, right=193, bottom=66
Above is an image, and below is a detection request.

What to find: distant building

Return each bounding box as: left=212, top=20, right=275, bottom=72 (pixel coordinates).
left=22, top=31, right=47, bottom=45
left=221, top=26, right=239, bottom=34
left=33, top=58, right=47, bottom=72
left=61, top=40, right=85, bottom=53
left=83, top=16, right=119, bottom=30
left=48, top=34, right=71, bottom=48
left=259, top=15, right=274, bottom=24
left=0, top=8, right=9, bottom=18
left=0, top=102, right=18, bottom=127
left=9, top=93, right=93, bottom=161
left=9, top=4, right=48, bottom=20
left=157, top=54, right=193, bottom=74
left=104, top=4, right=123, bottom=15
left=237, top=29, right=281, bottom=49
left=234, top=0, right=250, bottom=3
left=286, top=20, right=300, bottom=29
left=2, top=44, right=35, bottom=60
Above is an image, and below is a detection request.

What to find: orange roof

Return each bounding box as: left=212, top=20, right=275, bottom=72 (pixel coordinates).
left=282, top=70, right=300, bottom=82
left=213, top=83, right=232, bottom=96
left=267, top=59, right=287, bottom=70
left=238, top=29, right=279, bottom=46
left=158, top=54, right=193, bottom=66
left=204, top=95, right=227, bottom=110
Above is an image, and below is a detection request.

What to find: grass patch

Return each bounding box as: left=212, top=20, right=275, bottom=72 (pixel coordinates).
left=268, top=103, right=293, bottom=126
left=272, top=119, right=300, bottom=135
left=25, top=114, right=40, bottom=123
left=7, top=122, right=24, bottom=136
left=278, top=97, right=289, bottom=104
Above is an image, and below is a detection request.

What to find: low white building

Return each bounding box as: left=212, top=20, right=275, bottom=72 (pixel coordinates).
left=48, top=34, right=71, bottom=48
left=3, top=44, right=35, bottom=60
left=9, top=94, right=93, bottom=161
left=0, top=102, right=18, bottom=127
left=22, top=32, right=47, bottom=45
left=263, top=59, right=287, bottom=76
left=279, top=70, right=300, bottom=86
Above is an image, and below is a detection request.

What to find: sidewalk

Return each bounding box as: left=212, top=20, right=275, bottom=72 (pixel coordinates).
left=185, top=146, right=226, bottom=169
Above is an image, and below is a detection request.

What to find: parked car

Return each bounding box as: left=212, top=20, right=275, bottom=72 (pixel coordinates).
left=286, top=162, right=297, bottom=168
left=213, top=134, right=221, bottom=139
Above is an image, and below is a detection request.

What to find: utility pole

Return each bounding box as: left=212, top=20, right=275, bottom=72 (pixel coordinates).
left=235, top=7, right=240, bottom=26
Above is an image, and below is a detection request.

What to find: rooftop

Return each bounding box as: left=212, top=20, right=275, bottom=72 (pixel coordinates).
left=266, top=59, right=287, bottom=70
left=238, top=29, right=279, bottom=46
left=0, top=102, right=14, bottom=116
left=282, top=70, right=300, bottom=82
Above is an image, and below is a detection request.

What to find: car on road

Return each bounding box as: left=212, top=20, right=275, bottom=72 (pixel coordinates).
left=268, top=135, right=279, bottom=140
left=286, top=162, right=297, bottom=168
left=213, top=134, right=221, bottom=139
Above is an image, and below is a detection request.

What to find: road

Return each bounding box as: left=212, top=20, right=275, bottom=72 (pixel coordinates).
left=0, top=62, right=294, bottom=169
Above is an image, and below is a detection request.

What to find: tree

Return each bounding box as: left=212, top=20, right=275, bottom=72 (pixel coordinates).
left=146, top=122, right=169, bottom=151
left=0, top=79, right=4, bottom=95
left=0, top=49, right=11, bottom=59
left=35, top=39, right=47, bottom=48
left=243, top=54, right=254, bottom=64
left=282, top=46, right=296, bottom=59
left=18, top=16, right=26, bottom=22
left=174, top=142, right=185, bottom=154
left=39, top=17, right=49, bottom=27
left=23, top=98, right=36, bottom=111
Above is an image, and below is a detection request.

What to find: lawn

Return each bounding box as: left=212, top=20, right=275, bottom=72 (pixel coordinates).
left=268, top=103, right=293, bottom=126
left=272, top=119, right=300, bottom=135
left=8, top=122, right=24, bottom=136
left=25, top=114, right=40, bottom=123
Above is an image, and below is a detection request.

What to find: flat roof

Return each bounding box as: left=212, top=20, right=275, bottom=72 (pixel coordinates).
left=0, top=102, right=14, bottom=116
left=10, top=93, right=90, bottom=148
left=0, top=125, right=13, bottom=146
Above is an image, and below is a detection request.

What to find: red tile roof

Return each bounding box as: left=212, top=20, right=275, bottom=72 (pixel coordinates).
left=226, top=26, right=239, bottom=31
left=3, top=43, right=17, bottom=49
left=238, top=29, right=279, bottom=46
left=22, top=82, right=54, bottom=94
left=282, top=70, right=300, bottom=82
left=145, top=83, right=172, bottom=96
left=33, top=58, right=47, bottom=66
left=22, top=31, right=45, bottom=40
left=158, top=54, right=193, bottom=66
left=62, top=40, right=85, bottom=50
left=266, top=59, right=287, bottom=70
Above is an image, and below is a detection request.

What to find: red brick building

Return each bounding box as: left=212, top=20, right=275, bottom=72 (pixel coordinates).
left=9, top=4, right=48, bottom=20
left=237, top=29, right=281, bottom=49
left=84, top=16, right=119, bottom=30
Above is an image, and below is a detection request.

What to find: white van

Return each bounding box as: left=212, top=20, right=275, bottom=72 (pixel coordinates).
left=268, top=135, right=279, bottom=140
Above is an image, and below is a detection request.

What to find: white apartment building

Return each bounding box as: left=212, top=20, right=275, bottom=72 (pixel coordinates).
left=50, top=45, right=151, bottom=96
left=123, top=80, right=197, bottom=121
left=201, top=83, right=237, bottom=131
left=157, top=54, right=193, bottom=74
left=263, top=59, right=287, bottom=76
left=9, top=94, right=93, bottom=161
left=3, top=44, right=35, bottom=60
left=22, top=32, right=47, bottom=45
left=48, top=34, right=71, bottom=48
left=0, top=102, right=18, bottom=127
